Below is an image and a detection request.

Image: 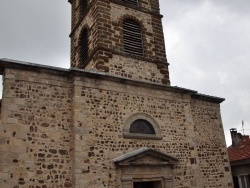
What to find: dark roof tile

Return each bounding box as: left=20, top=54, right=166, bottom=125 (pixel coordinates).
left=228, top=137, right=250, bottom=161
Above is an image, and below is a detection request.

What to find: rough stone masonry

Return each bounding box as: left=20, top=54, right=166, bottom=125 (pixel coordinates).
left=0, top=0, right=233, bottom=187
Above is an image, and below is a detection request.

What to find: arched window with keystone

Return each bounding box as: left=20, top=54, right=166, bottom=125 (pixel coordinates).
left=123, top=19, right=144, bottom=57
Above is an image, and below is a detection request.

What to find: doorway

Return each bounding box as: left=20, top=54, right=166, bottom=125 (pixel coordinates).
left=133, top=181, right=162, bottom=188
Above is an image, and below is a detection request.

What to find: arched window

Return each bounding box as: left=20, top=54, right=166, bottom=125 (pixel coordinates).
left=123, top=113, right=162, bottom=140
left=123, top=19, right=143, bottom=56
left=130, top=119, right=155, bottom=134
left=122, top=0, right=139, bottom=7
left=80, top=0, right=88, bottom=16
left=79, top=28, right=89, bottom=64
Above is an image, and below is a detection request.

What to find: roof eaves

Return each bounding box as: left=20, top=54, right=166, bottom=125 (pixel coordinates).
left=192, top=93, right=225, bottom=104
left=0, top=58, right=69, bottom=73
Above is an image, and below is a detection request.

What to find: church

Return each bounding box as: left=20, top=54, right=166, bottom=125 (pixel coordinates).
left=0, top=0, right=233, bottom=187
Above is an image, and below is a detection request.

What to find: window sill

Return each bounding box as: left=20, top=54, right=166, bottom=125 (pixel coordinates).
left=123, top=132, right=163, bottom=140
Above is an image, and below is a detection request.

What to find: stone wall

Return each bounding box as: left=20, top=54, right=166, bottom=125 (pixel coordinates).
left=191, top=100, right=233, bottom=187
left=0, top=68, right=73, bottom=188
left=72, top=76, right=232, bottom=188
left=0, top=63, right=233, bottom=187
left=85, top=54, right=166, bottom=83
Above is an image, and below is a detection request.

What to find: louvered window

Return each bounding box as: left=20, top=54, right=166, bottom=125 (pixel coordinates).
left=123, top=19, right=143, bottom=56
left=122, top=0, right=139, bottom=7
left=80, top=29, right=89, bottom=63
left=81, top=0, right=88, bottom=16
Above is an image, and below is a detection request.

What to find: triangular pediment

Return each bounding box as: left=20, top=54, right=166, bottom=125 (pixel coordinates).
left=113, top=148, right=178, bottom=166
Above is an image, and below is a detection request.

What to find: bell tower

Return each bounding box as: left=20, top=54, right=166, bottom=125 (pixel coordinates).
left=68, top=0, right=170, bottom=84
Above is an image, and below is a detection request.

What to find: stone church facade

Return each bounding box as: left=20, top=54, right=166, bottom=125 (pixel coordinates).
left=0, top=0, right=233, bottom=187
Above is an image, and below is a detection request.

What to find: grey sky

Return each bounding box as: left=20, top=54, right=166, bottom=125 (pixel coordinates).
left=0, top=0, right=249, bottom=145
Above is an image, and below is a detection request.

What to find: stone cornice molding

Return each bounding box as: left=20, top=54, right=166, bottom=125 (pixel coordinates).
left=0, top=58, right=225, bottom=103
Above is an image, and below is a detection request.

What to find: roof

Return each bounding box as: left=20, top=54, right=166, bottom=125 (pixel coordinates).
left=228, top=136, right=250, bottom=162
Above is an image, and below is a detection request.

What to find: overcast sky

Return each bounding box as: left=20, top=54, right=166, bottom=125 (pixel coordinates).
left=0, top=0, right=249, bottom=146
